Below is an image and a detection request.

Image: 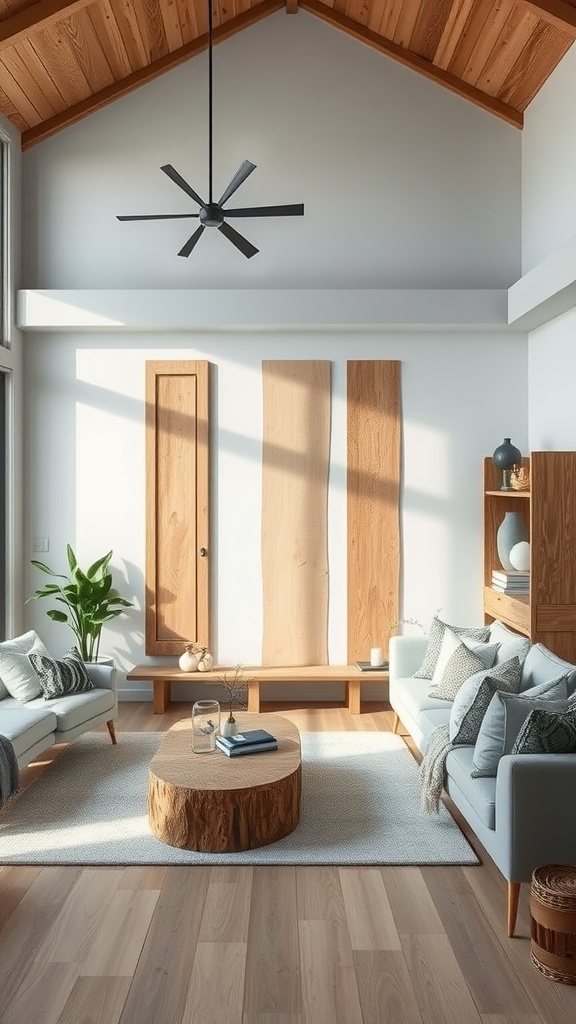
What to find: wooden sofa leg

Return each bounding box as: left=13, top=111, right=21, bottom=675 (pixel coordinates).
left=106, top=720, right=117, bottom=745
left=392, top=713, right=399, bottom=734
left=507, top=881, right=520, bottom=937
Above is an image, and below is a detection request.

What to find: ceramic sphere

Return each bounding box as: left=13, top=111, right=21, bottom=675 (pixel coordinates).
left=509, top=540, right=530, bottom=572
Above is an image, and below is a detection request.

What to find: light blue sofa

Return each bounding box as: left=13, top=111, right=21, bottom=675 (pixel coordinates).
left=1, top=661, right=118, bottom=770
left=389, top=624, right=576, bottom=937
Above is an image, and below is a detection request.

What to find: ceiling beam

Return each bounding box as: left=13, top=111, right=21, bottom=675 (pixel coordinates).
left=301, top=0, right=523, bottom=129
left=21, top=0, right=284, bottom=149
left=286, top=0, right=299, bottom=12
left=0, top=0, right=94, bottom=52
left=518, top=1, right=576, bottom=35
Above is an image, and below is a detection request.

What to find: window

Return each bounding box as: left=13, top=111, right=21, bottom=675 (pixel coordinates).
left=0, top=133, right=7, bottom=347
left=0, top=370, right=5, bottom=638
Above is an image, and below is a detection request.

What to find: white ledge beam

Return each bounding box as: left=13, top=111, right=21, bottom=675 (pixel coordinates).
left=508, top=235, right=576, bottom=330
left=16, top=289, right=512, bottom=332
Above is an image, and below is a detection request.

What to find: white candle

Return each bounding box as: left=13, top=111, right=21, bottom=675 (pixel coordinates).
left=370, top=646, right=383, bottom=667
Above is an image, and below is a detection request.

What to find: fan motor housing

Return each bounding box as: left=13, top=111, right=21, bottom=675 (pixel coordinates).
left=200, top=204, right=224, bottom=227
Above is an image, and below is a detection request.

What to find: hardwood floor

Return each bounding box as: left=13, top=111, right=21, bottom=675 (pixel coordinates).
left=1, top=700, right=575, bottom=1024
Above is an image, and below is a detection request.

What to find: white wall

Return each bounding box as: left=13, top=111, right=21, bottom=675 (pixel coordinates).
left=19, top=13, right=528, bottom=700
left=521, top=41, right=576, bottom=450
left=21, top=11, right=521, bottom=290
left=23, top=331, right=528, bottom=699
left=522, top=44, right=576, bottom=276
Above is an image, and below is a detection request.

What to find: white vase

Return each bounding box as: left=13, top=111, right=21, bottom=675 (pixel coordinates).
left=179, top=647, right=199, bottom=672
left=220, top=716, right=238, bottom=738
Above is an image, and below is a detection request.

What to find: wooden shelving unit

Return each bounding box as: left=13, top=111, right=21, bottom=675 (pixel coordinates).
left=483, top=452, right=576, bottom=663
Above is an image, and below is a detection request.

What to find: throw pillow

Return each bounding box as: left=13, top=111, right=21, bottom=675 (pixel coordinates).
left=487, top=619, right=531, bottom=666
left=511, top=707, right=576, bottom=755
left=0, top=629, right=50, bottom=702
left=428, top=628, right=495, bottom=700
left=413, top=616, right=490, bottom=679
left=471, top=675, right=570, bottom=777
left=448, top=656, right=522, bottom=744
left=29, top=646, right=95, bottom=700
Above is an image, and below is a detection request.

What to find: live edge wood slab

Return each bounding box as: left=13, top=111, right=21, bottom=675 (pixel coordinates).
left=126, top=663, right=390, bottom=715
left=148, top=713, right=301, bottom=852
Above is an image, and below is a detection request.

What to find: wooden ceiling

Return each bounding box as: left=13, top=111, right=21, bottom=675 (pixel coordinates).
left=0, top=0, right=575, bottom=149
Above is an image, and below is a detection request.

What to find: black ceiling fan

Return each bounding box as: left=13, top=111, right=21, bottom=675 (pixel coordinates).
left=116, top=1, right=304, bottom=259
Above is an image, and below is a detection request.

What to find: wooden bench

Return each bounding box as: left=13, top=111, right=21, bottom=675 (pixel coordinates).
left=125, top=664, right=389, bottom=715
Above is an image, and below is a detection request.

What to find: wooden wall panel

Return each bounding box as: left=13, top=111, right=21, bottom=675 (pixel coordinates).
left=347, top=361, right=401, bottom=663
left=261, top=360, right=331, bottom=665
left=145, top=360, right=210, bottom=655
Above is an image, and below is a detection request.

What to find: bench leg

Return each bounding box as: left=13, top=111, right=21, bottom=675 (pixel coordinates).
left=392, top=713, right=400, bottom=734
left=247, top=679, right=260, bottom=713
left=106, top=719, right=117, bottom=744
left=346, top=678, right=361, bottom=715
left=153, top=679, right=171, bottom=714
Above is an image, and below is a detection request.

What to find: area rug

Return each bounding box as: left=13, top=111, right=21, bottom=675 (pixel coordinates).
left=0, top=731, right=479, bottom=866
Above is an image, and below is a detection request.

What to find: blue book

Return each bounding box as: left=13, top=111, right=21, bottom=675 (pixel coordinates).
left=216, top=738, right=278, bottom=757
left=218, top=728, right=277, bottom=749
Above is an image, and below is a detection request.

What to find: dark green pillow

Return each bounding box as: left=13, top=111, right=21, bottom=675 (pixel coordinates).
left=511, top=707, right=576, bottom=755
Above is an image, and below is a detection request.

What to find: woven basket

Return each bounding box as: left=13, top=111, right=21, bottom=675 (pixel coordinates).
left=510, top=466, right=530, bottom=491
left=531, top=865, right=576, bottom=984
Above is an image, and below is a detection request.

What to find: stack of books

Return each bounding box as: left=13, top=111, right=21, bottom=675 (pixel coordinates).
left=491, top=569, right=530, bottom=594
left=216, top=728, right=278, bottom=757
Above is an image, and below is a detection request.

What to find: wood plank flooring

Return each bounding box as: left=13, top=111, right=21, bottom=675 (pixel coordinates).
left=1, top=701, right=575, bottom=1024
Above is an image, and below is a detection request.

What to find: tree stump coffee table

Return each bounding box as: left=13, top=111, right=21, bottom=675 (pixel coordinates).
left=148, top=712, right=301, bottom=853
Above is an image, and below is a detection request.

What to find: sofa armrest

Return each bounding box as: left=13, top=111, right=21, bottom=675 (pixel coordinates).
left=495, top=753, right=576, bottom=880
left=85, top=663, right=117, bottom=693
left=389, top=635, right=427, bottom=682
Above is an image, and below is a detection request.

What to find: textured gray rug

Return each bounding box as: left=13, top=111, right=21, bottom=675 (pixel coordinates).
left=0, top=731, right=479, bottom=866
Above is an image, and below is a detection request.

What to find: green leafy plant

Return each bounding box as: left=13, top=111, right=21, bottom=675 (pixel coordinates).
left=29, top=545, right=133, bottom=662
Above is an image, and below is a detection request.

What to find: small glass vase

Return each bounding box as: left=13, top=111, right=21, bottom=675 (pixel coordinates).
left=191, top=700, right=220, bottom=753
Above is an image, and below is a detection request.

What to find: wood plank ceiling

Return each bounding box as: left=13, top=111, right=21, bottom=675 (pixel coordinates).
left=0, top=0, right=575, bottom=149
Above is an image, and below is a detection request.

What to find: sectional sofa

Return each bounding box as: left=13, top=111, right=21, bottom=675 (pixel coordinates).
left=389, top=618, right=576, bottom=937
left=0, top=630, right=117, bottom=774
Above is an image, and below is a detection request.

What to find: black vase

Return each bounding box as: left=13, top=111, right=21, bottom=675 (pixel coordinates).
left=493, top=438, right=522, bottom=490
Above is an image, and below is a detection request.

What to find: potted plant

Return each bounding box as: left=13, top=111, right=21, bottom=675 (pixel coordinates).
left=29, top=544, right=133, bottom=662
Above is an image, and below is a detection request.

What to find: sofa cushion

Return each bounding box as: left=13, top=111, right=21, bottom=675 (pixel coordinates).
left=511, top=707, right=576, bottom=755
left=0, top=630, right=50, bottom=702
left=413, top=616, right=490, bottom=679
left=429, top=628, right=498, bottom=700
left=520, top=643, right=576, bottom=694
left=24, top=687, right=115, bottom=733
left=445, top=746, right=496, bottom=830
left=29, top=646, right=95, bottom=700
left=488, top=620, right=531, bottom=666
left=419, top=709, right=452, bottom=752
left=449, top=657, right=521, bottom=743
left=0, top=706, right=57, bottom=760
left=471, top=676, right=570, bottom=777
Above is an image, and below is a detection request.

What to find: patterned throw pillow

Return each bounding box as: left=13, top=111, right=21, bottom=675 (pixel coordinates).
left=413, top=617, right=491, bottom=680
left=428, top=628, right=497, bottom=700
left=29, top=646, right=95, bottom=700
left=448, top=656, right=522, bottom=744
left=471, top=675, right=570, bottom=777
left=511, top=707, right=576, bottom=755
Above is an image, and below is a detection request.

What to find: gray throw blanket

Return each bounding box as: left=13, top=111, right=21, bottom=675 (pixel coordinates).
left=0, top=734, right=21, bottom=807
left=419, top=724, right=456, bottom=814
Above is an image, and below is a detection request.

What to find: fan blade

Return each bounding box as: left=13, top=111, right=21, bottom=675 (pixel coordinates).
left=217, top=160, right=256, bottom=207
left=178, top=225, right=205, bottom=258
left=161, top=164, right=205, bottom=207
left=218, top=221, right=259, bottom=259
left=117, top=214, right=200, bottom=221
left=224, top=203, right=304, bottom=218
